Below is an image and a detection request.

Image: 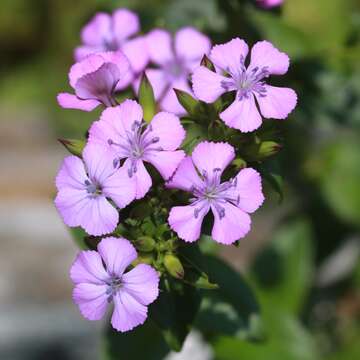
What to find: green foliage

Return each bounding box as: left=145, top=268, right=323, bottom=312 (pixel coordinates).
left=138, top=73, right=156, bottom=123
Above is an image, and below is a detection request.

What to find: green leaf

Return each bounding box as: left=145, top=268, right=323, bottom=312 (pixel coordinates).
left=102, top=320, right=169, bottom=360
left=58, top=138, right=85, bottom=157
left=69, top=227, right=87, bottom=249
left=138, top=73, right=156, bottom=123
left=200, top=54, right=215, bottom=71
left=174, top=88, right=198, bottom=116
left=149, top=280, right=202, bottom=352
left=196, top=256, right=262, bottom=341
left=181, top=123, right=206, bottom=154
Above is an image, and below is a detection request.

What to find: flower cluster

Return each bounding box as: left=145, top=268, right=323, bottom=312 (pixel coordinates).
left=55, top=7, right=296, bottom=334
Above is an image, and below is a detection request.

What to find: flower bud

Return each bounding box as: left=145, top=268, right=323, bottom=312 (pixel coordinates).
left=258, top=141, right=282, bottom=159
left=135, top=236, right=156, bottom=252
left=164, top=253, right=184, bottom=279
left=132, top=252, right=154, bottom=266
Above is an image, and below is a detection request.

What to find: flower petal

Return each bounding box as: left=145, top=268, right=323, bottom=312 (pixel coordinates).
left=73, top=283, right=109, bottom=321
left=220, top=96, right=262, bottom=132
left=144, top=150, right=185, bottom=180
left=166, top=157, right=203, bottom=192
left=89, top=100, right=143, bottom=154
left=146, top=29, right=174, bottom=65
left=124, top=159, right=152, bottom=199
left=79, top=196, right=119, bottom=236
left=122, top=264, right=160, bottom=305
left=160, top=78, right=191, bottom=115
left=249, top=40, right=289, bottom=75
left=102, top=166, right=136, bottom=209
left=175, top=27, right=211, bottom=61
left=192, top=66, right=229, bottom=103
left=255, top=85, right=297, bottom=119
left=55, top=155, right=88, bottom=191
left=210, top=38, right=249, bottom=74
left=150, top=112, right=185, bottom=150
left=235, top=168, right=264, bottom=213
left=122, top=36, right=149, bottom=74
left=191, top=141, right=235, bottom=177
left=57, top=93, right=100, bottom=111
left=168, top=203, right=210, bottom=242
left=111, top=290, right=147, bottom=332
left=145, top=69, right=168, bottom=100
left=70, top=250, right=109, bottom=285
left=113, top=8, right=140, bottom=42
left=211, top=202, right=251, bottom=244
left=81, top=13, right=112, bottom=47
left=97, top=237, right=137, bottom=277
left=82, top=143, right=117, bottom=183
left=74, top=45, right=105, bottom=62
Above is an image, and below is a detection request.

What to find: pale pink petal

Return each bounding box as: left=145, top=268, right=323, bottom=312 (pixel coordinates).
left=113, top=9, right=140, bottom=43
left=192, top=66, right=230, bottom=103
left=102, top=166, right=136, bottom=208
left=73, top=283, right=109, bottom=321
left=191, top=141, right=235, bottom=176
left=122, top=264, right=160, bottom=305
left=124, top=159, right=152, bottom=199
left=146, top=69, right=168, bottom=100
left=150, top=112, right=185, bottom=150
left=255, top=85, right=297, bottom=119
left=74, top=45, right=105, bottom=62
left=235, top=168, right=264, bottom=213
left=82, top=144, right=117, bottom=183
left=249, top=41, right=289, bottom=75
left=70, top=250, right=109, bottom=284
left=166, top=157, right=203, bottom=192
left=220, top=96, right=262, bottom=132
left=146, top=29, right=174, bottom=65
left=89, top=100, right=143, bottom=152
left=175, top=27, right=211, bottom=61
left=160, top=78, right=191, bottom=114
left=55, top=156, right=88, bottom=191
left=257, top=0, right=283, bottom=8
left=57, top=93, right=100, bottom=111
left=122, top=37, right=149, bottom=74
left=111, top=290, right=147, bottom=332
left=144, top=150, right=185, bottom=180
left=211, top=202, right=251, bottom=244
left=210, top=38, right=249, bottom=74
left=69, top=54, right=105, bottom=88
left=81, top=13, right=112, bottom=46
left=79, top=196, right=119, bottom=236
left=168, top=203, right=210, bottom=242
left=97, top=237, right=137, bottom=277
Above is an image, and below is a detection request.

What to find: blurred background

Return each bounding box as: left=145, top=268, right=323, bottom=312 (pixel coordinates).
left=0, top=0, right=359, bottom=359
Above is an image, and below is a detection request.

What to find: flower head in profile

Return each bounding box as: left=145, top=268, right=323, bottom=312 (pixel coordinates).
left=89, top=99, right=186, bottom=199
left=55, top=144, right=135, bottom=236
left=257, top=0, right=283, bottom=8
left=144, top=27, right=211, bottom=114
left=71, top=236, right=159, bottom=332
left=167, top=142, right=264, bottom=244
left=192, top=39, right=297, bottom=132
left=75, top=9, right=148, bottom=82
left=57, top=51, right=130, bottom=111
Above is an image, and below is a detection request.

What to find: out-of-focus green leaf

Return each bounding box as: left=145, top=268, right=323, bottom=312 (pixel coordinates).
left=58, top=138, right=85, bottom=157
left=252, top=219, right=314, bottom=315
left=138, top=73, right=156, bottom=123
left=69, top=227, right=87, bottom=249
left=181, top=123, right=206, bottom=154
left=150, top=280, right=201, bottom=352
left=102, top=320, right=169, bottom=360
left=196, top=256, right=262, bottom=341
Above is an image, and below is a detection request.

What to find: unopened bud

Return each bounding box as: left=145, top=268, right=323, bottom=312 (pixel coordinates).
left=58, top=138, right=85, bottom=157
left=135, top=236, right=156, bottom=252
left=232, top=158, right=247, bottom=169
left=132, top=252, right=154, bottom=266
left=164, top=253, right=184, bottom=279
left=258, top=141, right=282, bottom=159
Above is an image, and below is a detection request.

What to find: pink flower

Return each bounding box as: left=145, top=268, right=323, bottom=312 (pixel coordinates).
left=192, top=39, right=297, bottom=132
left=144, top=27, right=211, bottom=115
left=57, top=51, right=130, bottom=111
left=167, top=142, right=264, bottom=244
left=74, top=9, right=148, bottom=82
left=55, top=144, right=135, bottom=236
left=70, top=236, right=159, bottom=332
left=88, top=99, right=186, bottom=199
left=257, top=0, right=283, bottom=8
